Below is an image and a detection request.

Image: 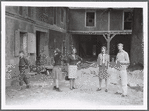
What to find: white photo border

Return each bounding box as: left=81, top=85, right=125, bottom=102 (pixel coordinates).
left=1, top=1, right=148, bottom=110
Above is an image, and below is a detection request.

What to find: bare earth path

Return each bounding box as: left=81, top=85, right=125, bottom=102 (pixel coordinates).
left=6, top=67, right=143, bottom=109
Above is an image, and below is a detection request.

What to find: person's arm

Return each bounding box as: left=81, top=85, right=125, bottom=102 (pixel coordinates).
left=97, top=54, right=102, bottom=66
left=76, top=55, right=82, bottom=65
left=67, top=55, right=70, bottom=66
left=115, top=54, right=121, bottom=70
left=115, top=55, right=118, bottom=64
left=120, top=52, right=130, bottom=66
left=107, top=55, right=110, bottom=67
left=119, top=53, right=130, bottom=64
left=78, top=55, right=83, bottom=61
left=24, top=57, right=29, bottom=66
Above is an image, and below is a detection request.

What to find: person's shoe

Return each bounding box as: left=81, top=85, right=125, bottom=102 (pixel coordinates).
left=105, top=89, right=108, bottom=92
left=53, top=86, right=57, bottom=90
left=121, top=94, right=127, bottom=97
left=96, top=88, right=101, bottom=91
left=115, top=92, right=122, bottom=95
left=72, top=87, right=77, bottom=89
left=26, top=85, right=30, bottom=89
left=56, top=88, right=62, bottom=92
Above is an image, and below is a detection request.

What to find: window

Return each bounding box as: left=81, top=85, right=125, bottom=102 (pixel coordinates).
left=124, top=12, right=132, bottom=30
left=61, top=8, right=64, bottom=22
left=86, top=12, right=95, bottom=27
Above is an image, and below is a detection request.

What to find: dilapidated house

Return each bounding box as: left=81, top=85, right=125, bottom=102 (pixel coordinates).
left=5, top=7, right=143, bottom=85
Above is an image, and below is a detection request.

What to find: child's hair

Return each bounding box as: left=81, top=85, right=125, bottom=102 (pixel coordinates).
left=19, top=50, right=24, bottom=54
left=72, top=47, right=77, bottom=53
left=101, top=46, right=107, bottom=50
left=117, top=43, right=123, bottom=47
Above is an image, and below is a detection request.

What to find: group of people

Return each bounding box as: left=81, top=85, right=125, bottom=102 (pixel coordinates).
left=52, top=48, right=82, bottom=92
left=17, top=43, right=130, bottom=97
left=96, top=43, right=130, bottom=97
left=52, top=43, right=130, bottom=97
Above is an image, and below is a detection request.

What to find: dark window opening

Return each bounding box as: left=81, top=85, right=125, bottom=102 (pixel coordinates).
left=124, top=12, right=132, bottom=30
left=86, top=12, right=95, bottom=27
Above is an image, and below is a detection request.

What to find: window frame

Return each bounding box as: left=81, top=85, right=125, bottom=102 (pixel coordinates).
left=123, top=11, right=133, bottom=30
left=85, top=11, right=96, bottom=28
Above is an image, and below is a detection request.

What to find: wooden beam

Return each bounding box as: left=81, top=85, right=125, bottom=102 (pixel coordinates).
left=110, top=34, right=116, bottom=41
left=102, top=33, right=116, bottom=56
left=108, top=10, right=110, bottom=31
left=103, top=34, right=107, bottom=41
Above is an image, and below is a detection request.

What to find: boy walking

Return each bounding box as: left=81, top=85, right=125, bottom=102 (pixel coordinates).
left=19, top=51, right=30, bottom=90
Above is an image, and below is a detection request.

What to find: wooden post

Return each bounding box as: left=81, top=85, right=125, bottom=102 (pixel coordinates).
left=103, top=33, right=116, bottom=60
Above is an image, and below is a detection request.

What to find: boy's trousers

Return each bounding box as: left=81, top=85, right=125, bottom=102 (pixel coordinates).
left=19, top=66, right=29, bottom=86
left=117, top=69, right=128, bottom=95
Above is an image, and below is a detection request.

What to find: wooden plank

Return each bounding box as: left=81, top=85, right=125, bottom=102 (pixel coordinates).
left=14, top=30, right=20, bottom=56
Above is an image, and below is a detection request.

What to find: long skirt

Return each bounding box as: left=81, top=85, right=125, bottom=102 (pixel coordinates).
left=68, top=65, right=77, bottom=79
left=99, top=65, right=109, bottom=79
left=52, top=66, right=62, bottom=80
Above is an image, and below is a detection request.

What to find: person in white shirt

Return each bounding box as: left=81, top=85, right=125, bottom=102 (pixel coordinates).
left=97, top=46, right=110, bottom=92
left=115, top=43, right=130, bottom=97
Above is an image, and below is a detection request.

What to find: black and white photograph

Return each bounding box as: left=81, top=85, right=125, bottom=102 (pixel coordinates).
left=1, top=1, right=148, bottom=110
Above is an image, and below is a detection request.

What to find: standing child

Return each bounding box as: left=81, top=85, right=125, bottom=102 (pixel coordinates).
left=97, top=46, right=110, bottom=92
left=52, top=48, right=63, bottom=92
left=19, top=50, right=30, bottom=90
left=67, top=48, right=82, bottom=90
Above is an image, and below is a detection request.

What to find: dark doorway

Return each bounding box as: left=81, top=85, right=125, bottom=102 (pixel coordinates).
left=36, top=31, right=40, bottom=58
left=73, top=35, right=106, bottom=60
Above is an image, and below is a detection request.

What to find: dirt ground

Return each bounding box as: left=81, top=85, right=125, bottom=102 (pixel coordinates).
left=5, top=67, right=144, bottom=109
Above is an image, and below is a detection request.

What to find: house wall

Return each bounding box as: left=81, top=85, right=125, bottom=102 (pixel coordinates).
left=6, top=16, right=35, bottom=65
left=130, top=8, right=143, bottom=66
left=68, top=9, right=123, bottom=32
left=5, top=6, right=68, bottom=86
left=6, top=6, right=68, bottom=65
